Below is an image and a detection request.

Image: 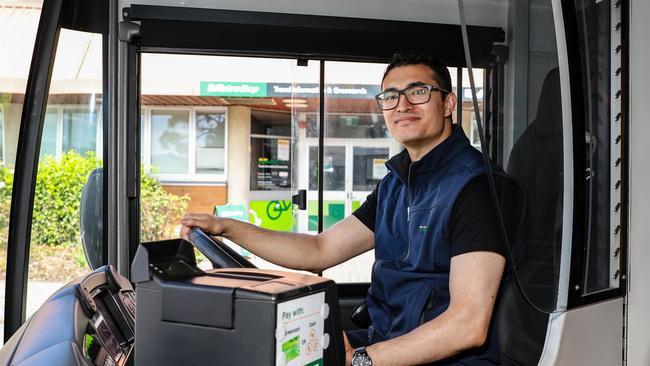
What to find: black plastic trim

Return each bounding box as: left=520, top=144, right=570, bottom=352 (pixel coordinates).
left=60, top=0, right=108, bottom=34
left=102, top=27, right=109, bottom=269
left=337, top=283, right=371, bottom=298
left=123, top=5, right=504, bottom=67
left=318, top=61, right=325, bottom=234
left=564, top=0, right=628, bottom=309
left=105, top=0, right=118, bottom=269
left=619, top=0, right=629, bottom=299
left=456, top=68, right=463, bottom=126
left=4, top=0, right=64, bottom=340
left=563, top=0, right=589, bottom=309
left=127, top=43, right=141, bottom=273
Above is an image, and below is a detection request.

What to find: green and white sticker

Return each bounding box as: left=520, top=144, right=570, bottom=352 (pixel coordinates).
left=275, top=292, right=326, bottom=366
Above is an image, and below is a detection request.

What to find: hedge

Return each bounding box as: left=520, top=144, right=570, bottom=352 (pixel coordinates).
left=0, top=152, right=189, bottom=247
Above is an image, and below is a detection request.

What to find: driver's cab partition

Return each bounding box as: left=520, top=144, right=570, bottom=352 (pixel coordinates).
left=131, top=231, right=345, bottom=365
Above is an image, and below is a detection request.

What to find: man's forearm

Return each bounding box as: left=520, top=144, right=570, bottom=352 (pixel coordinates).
left=219, top=218, right=325, bottom=271
left=361, top=252, right=504, bottom=365
left=364, top=307, right=486, bottom=366
left=182, top=213, right=374, bottom=273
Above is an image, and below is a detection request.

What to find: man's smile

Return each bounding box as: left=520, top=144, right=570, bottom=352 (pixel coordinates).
left=394, top=115, right=420, bottom=124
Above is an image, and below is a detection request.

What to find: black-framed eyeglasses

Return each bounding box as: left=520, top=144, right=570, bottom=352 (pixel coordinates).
left=375, top=84, right=450, bottom=110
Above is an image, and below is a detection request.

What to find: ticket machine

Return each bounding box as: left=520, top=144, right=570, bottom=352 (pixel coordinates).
left=131, top=228, right=346, bottom=365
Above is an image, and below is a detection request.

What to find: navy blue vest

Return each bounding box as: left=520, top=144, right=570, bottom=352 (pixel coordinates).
left=367, top=125, right=501, bottom=364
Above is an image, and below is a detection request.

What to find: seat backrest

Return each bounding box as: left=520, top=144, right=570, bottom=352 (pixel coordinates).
left=498, top=67, right=563, bottom=366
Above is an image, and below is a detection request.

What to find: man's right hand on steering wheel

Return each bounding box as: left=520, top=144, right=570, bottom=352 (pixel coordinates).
left=180, top=213, right=226, bottom=240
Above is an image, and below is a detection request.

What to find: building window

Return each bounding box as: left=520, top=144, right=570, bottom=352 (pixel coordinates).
left=41, top=109, right=58, bottom=158
left=40, top=105, right=102, bottom=160
left=195, top=111, right=226, bottom=175
left=250, top=136, right=291, bottom=191
left=144, top=107, right=228, bottom=182
left=62, top=109, right=98, bottom=155
left=150, top=109, right=189, bottom=174
left=353, top=147, right=389, bottom=191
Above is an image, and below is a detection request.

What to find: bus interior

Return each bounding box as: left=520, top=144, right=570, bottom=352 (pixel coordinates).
left=0, top=0, right=646, bottom=364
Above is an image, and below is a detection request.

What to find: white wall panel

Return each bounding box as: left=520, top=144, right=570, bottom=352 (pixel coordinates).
left=538, top=298, right=623, bottom=365
left=627, top=0, right=650, bottom=364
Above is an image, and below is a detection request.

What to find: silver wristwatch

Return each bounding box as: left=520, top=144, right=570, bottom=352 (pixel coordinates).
left=351, top=346, right=373, bottom=366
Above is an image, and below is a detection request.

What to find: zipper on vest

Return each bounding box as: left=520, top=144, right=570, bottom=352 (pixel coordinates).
left=407, top=164, right=413, bottom=222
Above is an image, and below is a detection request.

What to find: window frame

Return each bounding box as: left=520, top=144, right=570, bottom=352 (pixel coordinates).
left=142, top=105, right=229, bottom=183
left=563, top=0, right=629, bottom=308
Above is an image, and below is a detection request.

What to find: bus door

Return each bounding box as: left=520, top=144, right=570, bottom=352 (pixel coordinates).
left=2, top=0, right=112, bottom=341
left=301, top=139, right=396, bottom=234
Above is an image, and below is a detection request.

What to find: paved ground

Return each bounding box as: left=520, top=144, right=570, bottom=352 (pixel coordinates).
left=0, top=281, right=65, bottom=343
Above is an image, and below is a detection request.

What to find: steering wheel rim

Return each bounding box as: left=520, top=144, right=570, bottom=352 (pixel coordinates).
left=185, top=228, right=256, bottom=269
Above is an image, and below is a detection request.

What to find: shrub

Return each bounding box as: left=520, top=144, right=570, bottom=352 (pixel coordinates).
left=0, top=152, right=189, bottom=249
left=140, top=166, right=190, bottom=242
left=0, top=162, right=13, bottom=247
left=32, top=152, right=102, bottom=247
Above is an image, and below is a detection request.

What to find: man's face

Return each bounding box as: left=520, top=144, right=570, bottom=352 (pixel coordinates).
left=381, top=64, right=454, bottom=151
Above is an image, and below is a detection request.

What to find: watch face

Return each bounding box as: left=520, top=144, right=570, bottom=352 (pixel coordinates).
left=352, top=351, right=372, bottom=366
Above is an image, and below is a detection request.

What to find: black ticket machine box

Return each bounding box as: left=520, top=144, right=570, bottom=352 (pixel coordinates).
left=131, top=233, right=345, bottom=366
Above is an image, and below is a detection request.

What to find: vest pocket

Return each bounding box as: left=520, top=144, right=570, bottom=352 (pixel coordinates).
left=418, top=290, right=435, bottom=325
left=417, top=285, right=450, bottom=327
left=409, top=284, right=435, bottom=331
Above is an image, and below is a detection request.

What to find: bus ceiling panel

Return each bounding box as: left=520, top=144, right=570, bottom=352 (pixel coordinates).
left=60, top=0, right=110, bottom=34
left=122, top=5, right=504, bottom=67
left=119, top=0, right=506, bottom=27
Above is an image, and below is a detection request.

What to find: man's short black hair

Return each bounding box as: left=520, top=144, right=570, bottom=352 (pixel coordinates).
left=381, top=52, right=452, bottom=98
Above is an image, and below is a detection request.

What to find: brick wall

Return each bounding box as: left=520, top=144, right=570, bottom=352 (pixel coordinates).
left=162, top=184, right=228, bottom=214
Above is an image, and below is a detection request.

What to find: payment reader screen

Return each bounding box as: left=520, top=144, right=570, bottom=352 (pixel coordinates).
left=275, top=292, right=327, bottom=366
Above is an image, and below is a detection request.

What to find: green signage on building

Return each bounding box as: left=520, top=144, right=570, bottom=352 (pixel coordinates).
left=200, top=81, right=267, bottom=97
left=249, top=200, right=293, bottom=232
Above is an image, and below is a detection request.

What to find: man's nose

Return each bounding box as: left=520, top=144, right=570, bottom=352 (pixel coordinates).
left=396, top=93, right=414, bottom=112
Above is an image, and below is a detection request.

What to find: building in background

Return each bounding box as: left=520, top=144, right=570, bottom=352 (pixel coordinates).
left=0, top=3, right=484, bottom=234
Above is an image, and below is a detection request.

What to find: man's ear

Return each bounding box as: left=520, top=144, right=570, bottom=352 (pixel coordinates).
left=444, top=92, right=457, bottom=118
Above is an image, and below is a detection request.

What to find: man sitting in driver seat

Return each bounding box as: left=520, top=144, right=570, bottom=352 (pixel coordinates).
left=181, top=52, right=520, bottom=366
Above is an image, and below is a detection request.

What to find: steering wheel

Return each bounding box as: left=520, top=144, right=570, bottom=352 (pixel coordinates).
left=185, top=227, right=257, bottom=269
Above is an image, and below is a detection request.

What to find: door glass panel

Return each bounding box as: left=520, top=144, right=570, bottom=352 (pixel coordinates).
left=309, top=146, right=345, bottom=191
left=288, top=60, right=320, bottom=235
left=464, top=0, right=564, bottom=314
left=321, top=61, right=389, bottom=283
left=353, top=147, right=389, bottom=191
left=26, top=28, right=104, bottom=320
left=0, top=1, right=44, bottom=342
left=140, top=54, right=318, bottom=274
left=307, top=146, right=345, bottom=232
left=249, top=109, right=292, bottom=232
left=462, top=1, right=564, bottom=364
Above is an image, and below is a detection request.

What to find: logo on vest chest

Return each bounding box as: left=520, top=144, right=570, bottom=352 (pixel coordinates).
left=418, top=225, right=428, bottom=232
